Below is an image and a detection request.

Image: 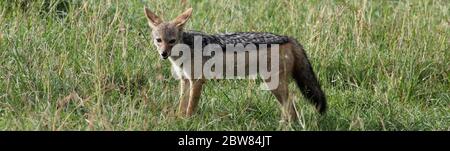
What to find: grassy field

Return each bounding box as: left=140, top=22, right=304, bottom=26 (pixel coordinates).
left=0, top=0, right=448, bottom=131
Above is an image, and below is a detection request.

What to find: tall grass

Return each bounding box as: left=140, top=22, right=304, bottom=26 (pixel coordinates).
left=0, top=0, right=448, bottom=130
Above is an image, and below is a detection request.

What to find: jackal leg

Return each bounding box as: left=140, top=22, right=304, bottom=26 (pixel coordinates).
left=178, top=79, right=190, bottom=115
left=186, top=79, right=205, bottom=116
left=269, top=73, right=298, bottom=122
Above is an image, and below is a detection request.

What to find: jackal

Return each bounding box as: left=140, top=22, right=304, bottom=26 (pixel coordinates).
left=144, top=7, right=327, bottom=122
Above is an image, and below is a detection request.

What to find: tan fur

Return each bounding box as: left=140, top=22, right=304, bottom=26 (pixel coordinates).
left=172, top=42, right=301, bottom=121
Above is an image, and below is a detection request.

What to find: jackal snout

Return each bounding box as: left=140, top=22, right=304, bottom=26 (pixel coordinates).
left=160, top=50, right=170, bottom=59
left=157, top=40, right=173, bottom=59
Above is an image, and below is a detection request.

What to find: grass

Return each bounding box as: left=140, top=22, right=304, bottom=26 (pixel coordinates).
left=0, top=0, right=448, bottom=131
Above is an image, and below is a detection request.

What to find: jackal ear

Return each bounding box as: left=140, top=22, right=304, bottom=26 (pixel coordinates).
left=172, top=8, right=193, bottom=28
left=144, top=7, right=163, bottom=28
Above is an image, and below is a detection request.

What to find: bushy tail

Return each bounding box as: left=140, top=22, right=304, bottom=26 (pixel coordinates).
left=289, top=38, right=327, bottom=114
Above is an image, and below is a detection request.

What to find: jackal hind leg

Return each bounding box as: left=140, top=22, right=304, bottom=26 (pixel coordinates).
left=268, top=72, right=299, bottom=123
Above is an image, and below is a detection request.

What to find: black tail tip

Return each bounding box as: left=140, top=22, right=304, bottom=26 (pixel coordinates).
left=316, top=100, right=327, bottom=115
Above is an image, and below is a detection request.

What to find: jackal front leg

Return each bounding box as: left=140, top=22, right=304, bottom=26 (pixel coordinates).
left=178, top=79, right=190, bottom=116
left=186, top=79, right=205, bottom=117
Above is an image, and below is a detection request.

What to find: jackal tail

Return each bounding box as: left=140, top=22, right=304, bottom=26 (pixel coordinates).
left=289, top=38, right=327, bottom=114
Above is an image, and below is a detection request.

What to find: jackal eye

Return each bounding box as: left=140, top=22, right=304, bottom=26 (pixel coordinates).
left=168, top=39, right=176, bottom=44
left=156, top=38, right=162, bottom=43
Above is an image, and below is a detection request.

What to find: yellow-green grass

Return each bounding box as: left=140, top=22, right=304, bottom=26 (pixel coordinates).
left=0, top=0, right=448, bottom=130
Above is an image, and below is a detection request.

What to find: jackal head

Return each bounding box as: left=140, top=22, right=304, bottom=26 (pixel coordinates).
left=144, top=7, right=193, bottom=59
